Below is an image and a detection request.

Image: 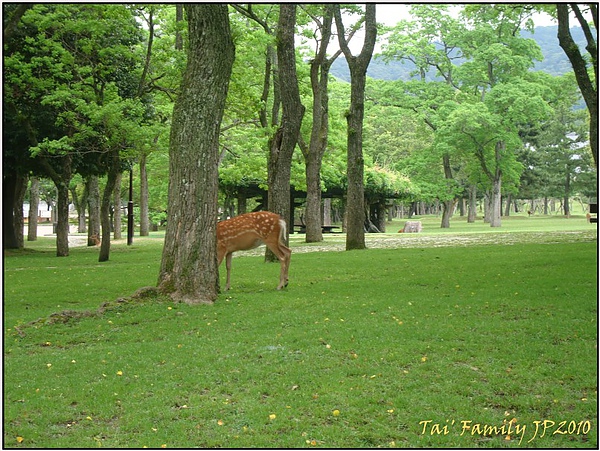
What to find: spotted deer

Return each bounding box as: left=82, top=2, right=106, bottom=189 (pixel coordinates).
left=217, top=211, right=291, bottom=290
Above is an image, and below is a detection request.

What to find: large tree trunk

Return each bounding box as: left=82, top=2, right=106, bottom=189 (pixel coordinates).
left=334, top=5, right=377, bottom=250
left=27, top=176, right=40, bottom=241
left=87, top=175, right=101, bottom=246
left=266, top=4, right=305, bottom=259
left=557, top=4, right=598, bottom=168
left=157, top=4, right=234, bottom=304
left=139, top=153, right=150, bottom=236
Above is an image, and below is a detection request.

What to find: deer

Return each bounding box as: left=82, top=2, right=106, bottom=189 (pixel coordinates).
left=217, top=211, right=291, bottom=291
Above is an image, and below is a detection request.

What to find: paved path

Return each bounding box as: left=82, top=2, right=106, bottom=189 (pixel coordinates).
left=25, top=224, right=88, bottom=247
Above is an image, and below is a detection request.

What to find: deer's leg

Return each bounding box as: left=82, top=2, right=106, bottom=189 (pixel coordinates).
left=225, top=252, right=233, bottom=291
left=268, top=243, right=291, bottom=290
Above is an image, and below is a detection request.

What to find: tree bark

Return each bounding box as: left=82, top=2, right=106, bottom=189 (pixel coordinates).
left=38, top=153, right=73, bottom=256
left=87, top=175, right=101, bottom=246
left=13, top=175, right=28, bottom=248
left=334, top=5, right=377, bottom=250
left=266, top=4, right=305, bottom=259
left=467, top=184, right=477, bottom=223
left=99, top=151, right=120, bottom=262
left=563, top=170, right=571, bottom=217
left=490, top=176, right=502, bottom=227
left=157, top=4, right=234, bottom=304
left=557, top=4, right=598, bottom=168
left=55, top=179, right=70, bottom=257
left=139, top=153, right=150, bottom=236
left=3, top=174, right=21, bottom=249
left=441, top=199, right=456, bottom=228
left=27, top=176, right=40, bottom=241
left=70, top=183, right=87, bottom=233
left=113, top=171, right=122, bottom=239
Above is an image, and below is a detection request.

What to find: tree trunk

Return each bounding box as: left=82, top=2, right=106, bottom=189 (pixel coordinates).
left=87, top=175, right=101, bottom=246
left=27, top=176, right=40, bottom=241
left=266, top=4, right=305, bottom=259
left=237, top=192, right=247, bottom=215
left=303, top=5, right=338, bottom=243
left=557, top=4, right=598, bottom=168
left=490, top=174, right=502, bottom=227
left=13, top=175, right=28, bottom=248
left=323, top=197, right=332, bottom=225
left=157, top=4, right=234, bottom=304
left=503, top=193, right=512, bottom=217
left=467, top=185, right=477, bottom=223
left=139, top=153, right=150, bottom=236
left=113, top=171, right=122, bottom=239
left=3, top=173, right=20, bottom=249
left=305, top=150, right=324, bottom=242
left=99, top=151, right=120, bottom=262
left=563, top=170, right=571, bottom=217
left=55, top=180, right=70, bottom=257
left=70, top=183, right=87, bottom=233
left=333, top=4, right=377, bottom=250
left=441, top=198, right=456, bottom=228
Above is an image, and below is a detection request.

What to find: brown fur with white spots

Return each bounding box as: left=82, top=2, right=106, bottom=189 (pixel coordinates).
left=217, top=211, right=291, bottom=290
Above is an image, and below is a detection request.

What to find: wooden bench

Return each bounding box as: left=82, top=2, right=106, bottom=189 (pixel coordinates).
left=294, top=224, right=339, bottom=234
left=589, top=203, right=598, bottom=223
left=321, top=225, right=339, bottom=233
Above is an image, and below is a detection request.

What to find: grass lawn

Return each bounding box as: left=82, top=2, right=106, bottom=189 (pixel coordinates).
left=3, top=215, right=597, bottom=448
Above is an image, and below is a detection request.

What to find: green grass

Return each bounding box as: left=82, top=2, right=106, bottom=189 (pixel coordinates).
left=3, top=216, right=597, bottom=448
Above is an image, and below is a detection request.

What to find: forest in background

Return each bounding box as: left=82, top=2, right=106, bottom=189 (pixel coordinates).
left=331, top=25, right=589, bottom=81
left=4, top=4, right=597, bottom=258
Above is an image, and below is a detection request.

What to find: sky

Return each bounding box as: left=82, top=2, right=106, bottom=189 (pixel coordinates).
left=373, top=3, right=558, bottom=28
left=329, top=3, right=560, bottom=54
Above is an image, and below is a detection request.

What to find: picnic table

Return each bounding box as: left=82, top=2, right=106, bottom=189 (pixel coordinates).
left=294, top=224, right=339, bottom=234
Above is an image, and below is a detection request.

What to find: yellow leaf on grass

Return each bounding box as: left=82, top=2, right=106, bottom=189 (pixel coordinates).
left=269, top=414, right=276, bottom=420
left=16, top=437, right=24, bottom=443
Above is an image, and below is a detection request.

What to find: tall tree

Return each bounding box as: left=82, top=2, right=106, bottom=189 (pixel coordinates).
left=333, top=4, right=377, bottom=250
left=301, top=5, right=337, bottom=242
left=157, top=4, right=234, bottom=304
left=266, top=4, right=305, bottom=252
left=4, top=4, right=143, bottom=256
left=556, top=3, right=597, bottom=168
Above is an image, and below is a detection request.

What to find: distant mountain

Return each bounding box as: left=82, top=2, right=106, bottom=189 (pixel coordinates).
left=330, top=26, right=587, bottom=82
